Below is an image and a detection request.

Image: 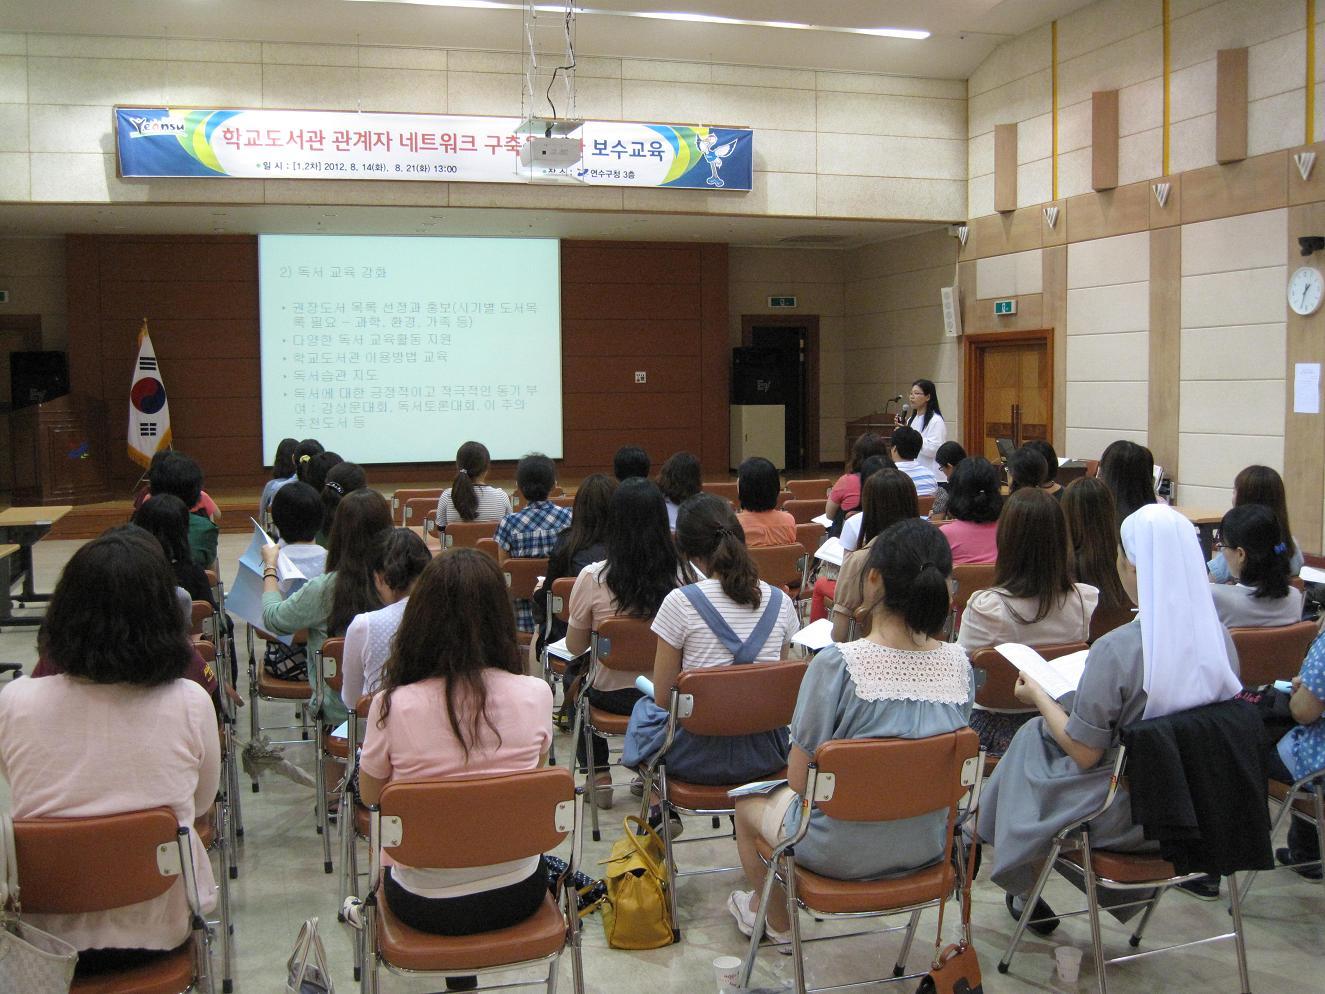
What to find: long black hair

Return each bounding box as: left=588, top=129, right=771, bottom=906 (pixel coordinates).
left=293, top=439, right=325, bottom=484
left=272, top=437, right=299, bottom=480
left=451, top=441, right=491, bottom=522
left=910, top=378, right=943, bottom=430
left=859, top=468, right=918, bottom=547
left=321, top=461, right=366, bottom=537
left=604, top=479, right=694, bottom=616
left=861, top=518, right=952, bottom=636
left=675, top=493, right=761, bottom=607
left=132, top=493, right=193, bottom=566
left=947, top=456, right=1003, bottom=523
left=326, top=489, right=393, bottom=637
left=1220, top=503, right=1292, bottom=600
left=1098, top=440, right=1156, bottom=528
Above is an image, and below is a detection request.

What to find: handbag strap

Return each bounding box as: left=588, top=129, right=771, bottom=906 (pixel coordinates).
left=930, top=802, right=979, bottom=962
left=287, top=918, right=314, bottom=982
left=618, top=816, right=667, bottom=879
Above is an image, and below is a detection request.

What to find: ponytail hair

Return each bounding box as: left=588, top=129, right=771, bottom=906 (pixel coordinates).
left=1219, top=503, right=1291, bottom=600
left=862, top=519, right=953, bottom=636
left=675, top=493, right=761, bottom=608
left=452, top=441, right=491, bottom=522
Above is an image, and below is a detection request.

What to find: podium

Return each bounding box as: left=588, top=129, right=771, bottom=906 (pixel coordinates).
left=844, top=411, right=897, bottom=463
left=9, top=394, right=111, bottom=505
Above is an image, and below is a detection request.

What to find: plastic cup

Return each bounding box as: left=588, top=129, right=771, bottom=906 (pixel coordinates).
left=1054, top=945, right=1083, bottom=985
left=713, top=954, right=744, bottom=992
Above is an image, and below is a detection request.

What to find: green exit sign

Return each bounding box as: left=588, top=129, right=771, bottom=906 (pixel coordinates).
left=768, top=296, right=798, bottom=308
left=994, top=299, right=1018, bottom=316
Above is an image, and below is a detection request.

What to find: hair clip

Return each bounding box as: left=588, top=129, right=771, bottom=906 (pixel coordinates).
left=1274, top=542, right=1288, bottom=555
left=326, top=481, right=344, bottom=496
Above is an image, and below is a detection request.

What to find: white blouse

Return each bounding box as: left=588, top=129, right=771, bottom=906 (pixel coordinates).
left=909, top=412, right=947, bottom=474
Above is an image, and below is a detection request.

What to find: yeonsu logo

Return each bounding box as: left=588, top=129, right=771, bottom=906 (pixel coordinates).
left=128, top=115, right=186, bottom=137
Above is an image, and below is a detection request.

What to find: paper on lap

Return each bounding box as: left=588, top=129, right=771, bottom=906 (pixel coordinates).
left=814, top=536, right=845, bottom=567
left=1300, top=565, right=1325, bottom=584
left=229, top=521, right=308, bottom=646
left=811, top=514, right=833, bottom=529
left=791, top=617, right=834, bottom=651
left=994, top=643, right=1089, bottom=700
left=545, top=637, right=578, bottom=662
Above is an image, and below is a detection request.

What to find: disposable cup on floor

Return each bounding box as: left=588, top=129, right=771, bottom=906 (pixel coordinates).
left=713, top=954, right=744, bottom=992
left=1054, top=945, right=1083, bottom=985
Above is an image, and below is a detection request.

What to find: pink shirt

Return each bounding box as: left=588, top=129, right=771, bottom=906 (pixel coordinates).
left=359, top=670, right=553, bottom=897
left=938, top=519, right=999, bottom=564
left=0, top=675, right=220, bottom=951
left=829, top=474, right=861, bottom=514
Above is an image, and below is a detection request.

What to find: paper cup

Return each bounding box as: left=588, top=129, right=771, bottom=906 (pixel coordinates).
left=1054, top=945, right=1083, bottom=984
left=713, top=954, right=744, bottom=992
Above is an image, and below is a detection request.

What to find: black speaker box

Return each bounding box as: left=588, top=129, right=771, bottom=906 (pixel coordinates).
left=731, top=346, right=792, bottom=405
left=9, top=351, right=70, bottom=410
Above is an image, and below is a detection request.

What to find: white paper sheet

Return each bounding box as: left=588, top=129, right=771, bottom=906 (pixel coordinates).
left=810, top=514, right=833, bottom=529
left=544, top=637, right=580, bottom=662
left=228, top=521, right=309, bottom=646
left=1294, top=362, right=1321, bottom=415
left=994, top=643, right=1090, bottom=700
left=791, top=617, right=835, bottom=651
left=1298, top=564, right=1325, bottom=584
left=814, top=536, right=845, bottom=567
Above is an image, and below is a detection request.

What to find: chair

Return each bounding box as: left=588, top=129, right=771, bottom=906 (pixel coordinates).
left=390, top=488, right=444, bottom=525
left=245, top=624, right=314, bottom=792
left=443, top=520, right=499, bottom=549
left=749, top=543, right=807, bottom=593
left=512, top=485, right=564, bottom=511
left=194, top=802, right=234, bottom=994
left=783, top=499, right=825, bottom=524
left=776, top=489, right=795, bottom=508
left=703, top=481, right=740, bottom=504
left=917, top=493, right=935, bottom=517
left=196, top=579, right=244, bottom=863
left=1085, top=459, right=1100, bottom=478
left=968, top=642, right=1088, bottom=775
left=786, top=479, right=832, bottom=501
left=540, top=577, right=579, bottom=686
left=14, top=807, right=216, bottom=994
left=550, top=495, right=576, bottom=509
left=736, top=728, right=982, bottom=993
left=1229, top=621, right=1319, bottom=686
left=338, top=691, right=375, bottom=983
left=401, top=497, right=437, bottom=529
left=999, top=741, right=1255, bottom=994
left=570, top=616, right=657, bottom=842
left=358, top=769, right=585, bottom=994
left=1088, top=602, right=1136, bottom=643
left=643, top=660, right=809, bottom=939
left=313, top=637, right=347, bottom=875
left=946, top=562, right=997, bottom=640
left=1238, top=764, right=1325, bottom=902
left=195, top=637, right=241, bottom=879
left=794, top=523, right=824, bottom=555
left=475, top=537, right=500, bottom=562
left=503, top=556, right=550, bottom=647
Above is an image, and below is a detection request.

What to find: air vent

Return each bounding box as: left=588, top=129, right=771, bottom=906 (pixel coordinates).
left=778, top=234, right=848, bottom=245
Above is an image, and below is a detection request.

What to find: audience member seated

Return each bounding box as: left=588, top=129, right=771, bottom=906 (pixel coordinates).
left=929, top=440, right=967, bottom=519
left=0, top=527, right=220, bottom=976
left=825, top=432, right=891, bottom=526
left=135, top=448, right=221, bottom=523
left=1268, top=626, right=1325, bottom=877
left=565, top=479, right=697, bottom=807
left=1062, top=477, right=1133, bottom=615
left=436, top=440, right=512, bottom=527
left=840, top=457, right=907, bottom=553
left=728, top=519, right=973, bottom=944
left=149, top=452, right=219, bottom=568
left=976, top=504, right=1241, bottom=934
left=613, top=444, right=652, bottom=482
left=262, top=488, right=394, bottom=725
left=342, top=528, right=432, bottom=708
left=272, top=481, right=330, bottom=583
left=1097, top=439, right=1156, bottom=531
left=1208, top=465, right=1304, bottom=582
left=657, top=451, right=702, bottom=530
left=622, top=494, right=799, bottom=817
left=306, top=450, right=344, bottom=544
left=958, top=488, right=1099, bottom=754
left=1006, top=446, right=1049, bottom=495
left=133, top=494, right=215, bottom=607
left=736, top=456, right=796, bottom=548
left=357, top=549, right=553, bottom=984
left=495, top=453, right=573, bottom=633
left=889, top=426, right=938, bottom=496
left=260, top=436, right=300, bottom=528
left=1209, top=504, right=1303, bottom=628
left=829, top=470, right=919, bottom=639
left=937, top=457, right=1002, bottom=564
left=1024, top=439, right=1063, bottom=499
left=319, top=461, right=367, bottom=546
left=293, top=437, right=326, bottom=485
left=532, top=473, right=616, bottom=659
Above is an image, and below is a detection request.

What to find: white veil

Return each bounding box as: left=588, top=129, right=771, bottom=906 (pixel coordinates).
left=1120, top=503, right=1241, bottom=719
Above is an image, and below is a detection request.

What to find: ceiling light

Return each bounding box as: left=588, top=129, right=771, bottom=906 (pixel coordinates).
left=635, top=12, right=745, bottom=25
left=852, top=27, right=931, bottom=40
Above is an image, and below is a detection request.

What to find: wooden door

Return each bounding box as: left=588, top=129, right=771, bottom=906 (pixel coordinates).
left=964, top=331, right=1052, bottom=462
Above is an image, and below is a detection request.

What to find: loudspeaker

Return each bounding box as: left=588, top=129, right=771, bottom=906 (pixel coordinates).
left=941, top=286, right=963, bottom=338
left=731, top=347, right=792, bottom=405
left=10, top=351, right=69, bottom=410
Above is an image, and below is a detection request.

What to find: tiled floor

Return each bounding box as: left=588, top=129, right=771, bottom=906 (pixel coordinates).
left=2, top=534, right=1323, bottom=993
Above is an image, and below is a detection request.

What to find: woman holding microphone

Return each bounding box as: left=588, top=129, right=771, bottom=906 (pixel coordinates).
left=895, top=379, right=947, bottom=475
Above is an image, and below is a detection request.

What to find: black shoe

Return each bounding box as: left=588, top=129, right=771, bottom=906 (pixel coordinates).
left=1276, top=847, right=1324, bottom=880
left=444, top=977, right=478, bottom=992
left=1007, top=892, right=1059, bottom=937
left=1176, top=873, right=1221, bottom=900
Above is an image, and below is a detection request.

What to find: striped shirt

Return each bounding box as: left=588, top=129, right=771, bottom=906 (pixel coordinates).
left=652, top=579, right=799, bottom=670
left=435, top=484, right=512, bottom=527
left=895, top=460, right=938, bottom=497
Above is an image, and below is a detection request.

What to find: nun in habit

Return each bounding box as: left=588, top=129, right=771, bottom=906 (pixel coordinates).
left=975, top=503, right=1243, bottom=926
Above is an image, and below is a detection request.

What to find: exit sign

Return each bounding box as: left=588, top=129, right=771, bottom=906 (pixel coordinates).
left=768, top=296, right=798, bottom=308
left=994, top=299, right=1018, bottom=316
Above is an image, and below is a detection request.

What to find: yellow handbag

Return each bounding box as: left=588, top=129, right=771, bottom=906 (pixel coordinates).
left=598, top=815, right=676, bottom=949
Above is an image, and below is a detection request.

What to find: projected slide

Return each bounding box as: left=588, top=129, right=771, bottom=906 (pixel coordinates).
left=258, top=235, right=562, bottom=463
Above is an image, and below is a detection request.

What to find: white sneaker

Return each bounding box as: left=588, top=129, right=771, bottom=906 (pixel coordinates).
left=726, top=890, right=792, bottom=951
left=341, top=897, right=363, bottom=929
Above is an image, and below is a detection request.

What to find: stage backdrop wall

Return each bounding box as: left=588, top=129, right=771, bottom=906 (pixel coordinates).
left=65, top=235, right=730, bottom=490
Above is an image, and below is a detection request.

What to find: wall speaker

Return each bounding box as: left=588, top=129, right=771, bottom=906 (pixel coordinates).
left=941, top=286, right=963, bottom=338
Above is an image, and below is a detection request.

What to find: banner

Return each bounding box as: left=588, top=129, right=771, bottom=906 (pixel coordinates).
left=115, top=107, right=754, bottom=191
left=128, top=319, right=172, bottom=468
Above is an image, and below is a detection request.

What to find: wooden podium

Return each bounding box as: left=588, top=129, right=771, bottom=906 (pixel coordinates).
left=844, top=411, right=897, bottom=463
left=9, top=394, right=111, bottom=505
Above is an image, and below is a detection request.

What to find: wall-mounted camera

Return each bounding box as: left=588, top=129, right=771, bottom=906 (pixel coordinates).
left=1298, top=235, right=1325, bottom=256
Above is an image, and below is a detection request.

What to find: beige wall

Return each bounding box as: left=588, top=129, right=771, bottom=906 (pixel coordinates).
left=0, top=32, right=967, bottom=222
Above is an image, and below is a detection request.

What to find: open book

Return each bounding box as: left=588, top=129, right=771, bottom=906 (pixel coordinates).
left=994, top=643, right=1090, bottom=700
left=810, top=513, right=833, bottom=529
left=814, top=536, right=845, bottom=567
left=544, top=637, right=580, bottom=662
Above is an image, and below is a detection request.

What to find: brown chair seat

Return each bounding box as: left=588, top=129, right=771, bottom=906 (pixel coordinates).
left=324, top=732, right=349, bottom=760
left=667, top=770, right=788, bottom=813
left=587, top=706, right=632, bottom=735
left=70, top=944, right=195, bottom=994
left=755, top=837, right=953, bottom=914
left=376, top=888, right=565, bottom=971
left=257, top=666, right=310, bottom=700
left=1269, top=778, right=1322, bottom=818
left=1062, top=849, right=1176, bottom=884
left=354, top=802, right=371, bottom=840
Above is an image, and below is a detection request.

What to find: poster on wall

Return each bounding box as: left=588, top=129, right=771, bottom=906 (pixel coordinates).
left=114, top=107, right=754, bottom=192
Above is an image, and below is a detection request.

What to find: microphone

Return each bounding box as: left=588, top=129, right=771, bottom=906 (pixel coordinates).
left=900, top=403, right=910, bottom=422
left=890, top=394, right=902, bottom=404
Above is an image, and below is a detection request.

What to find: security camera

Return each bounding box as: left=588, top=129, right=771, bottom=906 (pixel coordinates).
left=1298, top=235, right=1325, bottom=256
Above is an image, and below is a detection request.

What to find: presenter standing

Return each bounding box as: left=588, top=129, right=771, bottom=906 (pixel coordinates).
left=895, top=379, right=947, bottom=475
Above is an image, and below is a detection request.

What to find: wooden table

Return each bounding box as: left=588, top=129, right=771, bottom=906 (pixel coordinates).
left=0, top=505, right=72, bottom=628
left=1174, top=506, right=1225, bottom=560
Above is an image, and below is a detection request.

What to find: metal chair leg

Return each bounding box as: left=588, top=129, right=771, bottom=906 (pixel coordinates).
left=998, top=838, right=1063, bottom=973
left=1227, top=872, right=1252, bottom=994
left=893, top=909, right=921, bottom=976
left=785, top=854, right=807, bottom=994
left=737, top=849, right=783, bottom=990
left=657, top=765, right=681, bottom=941
left=1128, top=886, right=1165, bottom=947
left=1080, top=829, right=1109, bottom=994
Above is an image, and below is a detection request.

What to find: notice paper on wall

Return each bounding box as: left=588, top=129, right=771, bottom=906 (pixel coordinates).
left=1294, top=362, right=1321, bottom=415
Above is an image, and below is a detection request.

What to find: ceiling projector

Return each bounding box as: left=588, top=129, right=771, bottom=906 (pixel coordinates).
left=519, top=135, right=583, bottom=168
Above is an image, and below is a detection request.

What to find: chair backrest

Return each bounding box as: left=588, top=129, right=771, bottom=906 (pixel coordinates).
left=1088, top=602, right=1135, bottom=643
left=203, top=568, right=219, bottom=588
left=550, top=576, right=576, bottom=623
left=593, top=616, right=657, bottom=674
left=812, top=726, right=980, bottom=823
left=15, top=807, right=186, bottom=913
left=1084, top=459, right=1099, bottom=478
left=675, top=659, right=808, bottom=736
left=749, top=543, right=806, bottom=589
left=402, top=497, right=437, bottom=526
left=445, top=520, right=499, bottom=549
left=969, top=641, right=1089, bottom=710
left=378, top=767, right=574, bottom=869
left=504, top=557, right=549, bottom=600
left=786, top=479, right=832, bottom=501
left=320, top=636, right=345, bottom=694
left=702, top=481, right=740, bottom=503
left=917, top=494, right=936, bottom=517
left=189, top=600, right=213, bottom=640
left=795, top=522, right=824, bottom=554
left=549, top=495, right=576, bottom=509
left=775, top=489, right=794, bottom=508
left=475, top=537, right=500, bottom=562
left=950, top=563, right=998, bottom=614
left=392, top=488, right=445, bottom=525
left=782, top=499, right=823, bottom=524
left=512, top=486, right=564, bottom=511
left=1229, top=621, right=1320, bottom=686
